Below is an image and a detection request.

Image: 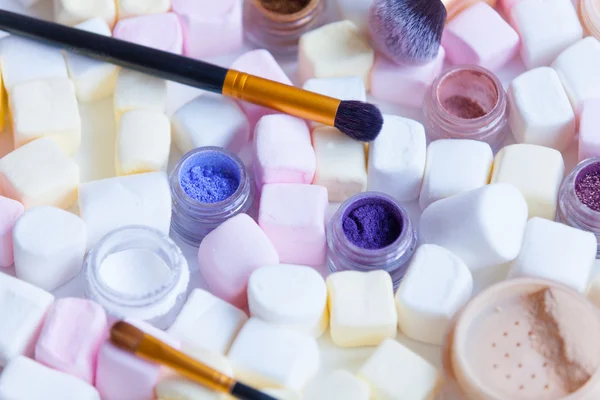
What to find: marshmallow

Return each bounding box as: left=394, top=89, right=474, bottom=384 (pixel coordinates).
left=490, top=144, right=565, bottom=220
left=508, top=218, right=597, bottom=293
left=334, top=0, right=373, bottom=32
left=420, top=183, right=529, bottom=272
left=442, top=3, right=519, bottom=71
left=114, top=69, right=168, bottom=122
left=13, top=206, right=86, bottom=291
left=298, top=20, right=375, bottom=87
left=35, top=298, right=107, bottom=384
left=302, top=77, right=367, bottom=128
left=0, top=357, right=100, bottom=400
left=248, top=264, right=328, bottom=337
left=64, top=18, right=118, bottom=102
left=168, top=289, right=248, bottom=355
left=198, top=214, right=279, bottom=308
left=172, top=95, right=249, bottom=155
left=117, top=0, right=170, bottom=19
left=258, top=184, right=328, bottom=266
left=552, top=37, right=600, bottom=112
left=116, top=110, right=171, bottom=176
left=326, top=270, right=397, bottom=347
left=54, top=0, right=117, bottom=28
left=511, top=0, right=582, bottom=68
left=0, top=138, right=80, bottom=210
left=578, top=99, right=600, bottom=161
left=10, top=77, right=81, bottom=155
left=0, top=196, right=24, bottom=267
left=254, top=115, right=316, bottom=187
left=228, top=318, right=320, bottom=391
left=419, top=139, right=494, bottom=210
left=357, top=339, right=442, bottom=400
left=113, top=13, right=183, bottom=54
left=395, top=244, right=473, bottom=345
left=370, top=49, right=445, bottom=108
left=312, top=126, right=367, bottom=202
left=303, top=370, right=371, bottom=400
left=0, top=273, right=54, bottom=366
left=229, top=50, right=292, bottom=128
left=173, top=0, right=243, bottom=59
left=78, top=172, right=171, bottom=249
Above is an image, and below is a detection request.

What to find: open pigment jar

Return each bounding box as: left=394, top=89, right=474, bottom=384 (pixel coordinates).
left=84, top=226, right=190, bottom=329
left=327, top=192, right=417, bottom=288
left=170, top=146, right=253, bottom=246
left=425, top=65, right=508, bottom=151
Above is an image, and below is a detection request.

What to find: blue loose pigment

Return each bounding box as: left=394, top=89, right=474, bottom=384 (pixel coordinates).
left=180, top=164, right=240, bottom=203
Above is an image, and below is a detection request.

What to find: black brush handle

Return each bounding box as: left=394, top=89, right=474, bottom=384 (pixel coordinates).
left=231, top=382, right=278, bottom=400
left=0, top=10, right=228, bottom=93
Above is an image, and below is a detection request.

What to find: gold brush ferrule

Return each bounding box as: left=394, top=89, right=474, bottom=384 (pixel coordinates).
left=223, top=69, right=340, bottom=126
left=442, top=0, right=497, bottom=19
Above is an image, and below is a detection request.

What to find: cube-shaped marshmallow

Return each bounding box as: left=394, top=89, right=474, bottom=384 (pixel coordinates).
left=116, top=110, right=171, bottom=176
left=113, top=13, right=183, bottom=54
left=0, top=273, right=54, bottom=366
left=326, top=270, right=397, bottom=347
left=334, top=0, right=372, bottom=32
left=302, top=77, right=367, bottom=127
left=173, top=0, right=243, bottom=59
left=304, top=370, right=370, bottom=400
left=312, top=126, right=367, bottom=202
left=0, top=138, right=80, bottom=210
left=298, top=20, right=374, bottom=87
left=114, top=69, right=167, bottom=122
left=0, top=196, right=24, bottom=267
left=168, top=289, right=248, bottom=355
left=65, top=18, right=118, bottom=102
left=13, top=206, right=86, bottom=291
left=198, top=214, right=279, bottom=308
left=172, top=95, right=249, bottom=154
left=10, top=77, right=81, bottom=155
left=357, top=339, right=442, bottom=400
left=419, top=139, right=493, bottom=210
left=54, top=0, right=116, bottom=28
left=395, top=244, right=473, bottom=345
left=511, top=0, right=582, bottom=68
left=248, top=264, right=328, bottom=337
left=117, top=0, right=170, bottom=19
left=35, top=298, right=107, bottom=384
left=0, top=357, right=100, bottom=400
left=228, top=318, right=320, bottom=390
left=491, top=144, right=565, bottom=220
left=254, top=115, right=316, bottom=187
left=370, top=49, right=445, bottom=108
left=579, top=99, right=600, bottom=161
left=508, top=218, right=597, bottom=293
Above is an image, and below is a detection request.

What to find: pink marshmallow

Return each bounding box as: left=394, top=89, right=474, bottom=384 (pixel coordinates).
left=173, top=0, right=243, bottom=59
left=442, top=2, right=520, bottom=71
left=34, top=298, right=107, bottom=385
left=0, top=196, right=24, bottom=267
left=258, top=184, right=328, bottom=266
left=113, top=13, right=183, bottom=55
left=370, top=48, right=445, bottom=108
left=230, top=50, right=293, bottom=129
left=254, top=115, right=316, bottom=187
left=198, top=214, right=279, bottom=308
left=579, top=99, right=600, bottom=162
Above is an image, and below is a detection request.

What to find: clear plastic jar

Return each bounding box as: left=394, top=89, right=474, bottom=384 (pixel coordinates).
left=580, top=0, right=600, bottom=39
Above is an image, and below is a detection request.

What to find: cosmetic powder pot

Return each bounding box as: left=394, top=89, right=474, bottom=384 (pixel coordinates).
left=327, top=192, right=417, bottom=288
left=580, top=0, right=600, bottom=40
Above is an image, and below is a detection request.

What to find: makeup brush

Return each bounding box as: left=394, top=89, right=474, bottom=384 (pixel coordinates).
left=110, top=321, right=276, bottom=400
left=0, top=10, right=383, bottom=142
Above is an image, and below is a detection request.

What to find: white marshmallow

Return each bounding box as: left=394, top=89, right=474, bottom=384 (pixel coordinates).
left=172, top=95, right=250, bottom=155
left=326, top=270, right=397, bottom=347
left=510, top=0, right=582, bottom=68
left=78, top=172, right=171, bottom=249
left=367, top=115, right=426, bottom=202
left=228, top=318, right=320, bottom=391
left=248, top=264, right=328, bottom=337
left=303, top=370, right=370, bottom=400
left=508, top=67, right=575, bottom=150
left=116, top=110, right=171, bottom=176
left=312, top=126, right=367, bottom=202
left=10, top=77, right=81, bottom=155
left=508, top=218, right=597, bottom=293
left=419, top=139, right=493, bottom=210
left=168, top=289, right=248, bottom=355
left=357, top=339, right=442, bottom=400
left=54, top=0, right=117, bottom=28
left=114, top=69, right=168, bottom=121
left=420, top=183, right=529, bottom=272
left=0, top=273, right=54, bottom=366
left=0, top=356, right=100, bottom=400
left=117, top=0, right=171, bottom=19
left=395, top=244, right=473, bottom=345
left=334, top=0, right=373, bottom=32
left=64, top=18, right=118, bottom=102
left=13, top=206, right=86, bottom=291
left=0, top=138, right=80, bottom=210
left=302, top=77, right=367, bottom=128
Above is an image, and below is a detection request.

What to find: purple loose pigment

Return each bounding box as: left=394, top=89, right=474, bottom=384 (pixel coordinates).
left=576, top=164, right=600, bottom=212
left=180, top=164, right=240, bottom=203
left=342, top=200, right=402, bottom=249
